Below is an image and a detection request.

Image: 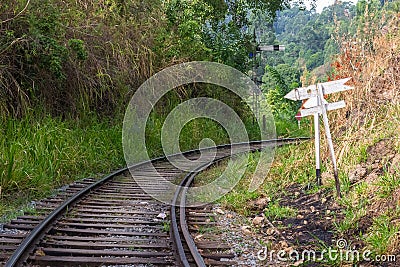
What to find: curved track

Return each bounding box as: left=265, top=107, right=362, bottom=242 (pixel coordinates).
left=1, top=138, right=308, bottom=267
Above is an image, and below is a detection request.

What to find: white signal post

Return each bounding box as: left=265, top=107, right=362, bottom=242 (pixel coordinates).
left=257, top=45, right=286, bottom=52
left=285, top=78, right=353, bottom=198
left=251, top=42, right=285, bottom=123
left=314, top=112, right=321, bottom=184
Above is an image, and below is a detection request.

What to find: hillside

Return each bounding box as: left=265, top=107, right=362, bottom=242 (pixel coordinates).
left=264, top=2, right=400, bottom=262
left=200, top=2, right=400, bottom=265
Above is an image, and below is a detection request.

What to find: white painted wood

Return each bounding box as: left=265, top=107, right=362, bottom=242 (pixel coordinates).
left=284, top=84, right=317, bottom=101
left=284, top=78, right=353, bottom=101
left=284, top=78, right=352, bottom=197
left=318, top=84, right=341, bottom=196
left=318, top=84, right=337, bottom=170
left=314, top=113, right=321, bottom=171
left=303, top=97, right=328, bottom=109
left=320, top=78, right=353, bottom=95
left=299, top=101, right=346, bottom=117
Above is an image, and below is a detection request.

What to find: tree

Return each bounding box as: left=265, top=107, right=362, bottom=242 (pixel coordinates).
left=163, top=0, right=316, bottom=70
left=262, top=64, right=300, bottom=118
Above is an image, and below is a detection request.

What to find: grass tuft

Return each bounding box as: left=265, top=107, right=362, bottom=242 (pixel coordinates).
left=0, top=116, right=124, bottom=217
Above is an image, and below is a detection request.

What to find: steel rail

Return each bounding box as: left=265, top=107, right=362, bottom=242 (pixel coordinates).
left=171, top=138, right=309, bottom=266
left=178, top=156, right=231, bottom=267
left=6, top=138, right=309, bottom=267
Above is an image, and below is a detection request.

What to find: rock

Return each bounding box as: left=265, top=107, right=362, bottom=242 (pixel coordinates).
left=241, top=226, right=252, bottom=235
left=215, top=208, right=225, bottom=215
left=348, top=165, right=368, bottom=183
left=371, top=163, right=380, bottom=170
left=326, top=210, right=331, bottom=215
left=35, top=249, right=46, bottom=256
left=252, top=216, right=264, bottom=226
left=310, top=206, right=316, bottom=213
left=331, top=202, right=340, bottom=209
left=391, top=219, right=400, bottom=226
left=303, top=220, right=308, bottom=225
left=157, top=212, right=167, bottom=219
left=266, top=228, right=275, bottom=235
left=390, top=154, right=400, bottom=174
left=278, top=240, right=289, bottom=248
left=297, top=214, right=304, bottom=219
left=284, top=246, right=295, bottom=253
left=255, top=197, right=271, bottom=207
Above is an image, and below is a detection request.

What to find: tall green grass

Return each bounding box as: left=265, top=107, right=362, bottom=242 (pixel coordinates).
left=0, top=116, right=124, bottom=216
left=0, top=110, right=267, bottom=217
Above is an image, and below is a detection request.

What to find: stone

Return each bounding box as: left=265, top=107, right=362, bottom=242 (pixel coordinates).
left=252, top=216, right=264, bottom=226
left=348, top=165, right=368, bottom=183
left=255, top=197, right=271, bottom=207
left=215, top=208, right=225, bottom=215
left=390, top=154, right=400, bottom=174
left=157, top=212, right=167, bottom=219
left=241, top=226, right=252, bottom=235
left=278, top=240, right=289, bottom=248
left=266, top=228, right=275, bottom=235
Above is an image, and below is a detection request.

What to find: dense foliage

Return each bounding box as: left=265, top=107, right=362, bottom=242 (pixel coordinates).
left=255, top=0, right=399, bottom=121
left=0, top=0, right=315, bottom=119
left=1, top=0, right=164, bottom=118
left=1, top=0, right=320, bottom=210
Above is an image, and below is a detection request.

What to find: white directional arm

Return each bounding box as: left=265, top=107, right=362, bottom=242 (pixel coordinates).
left=284, top=78, right=353, bottom=101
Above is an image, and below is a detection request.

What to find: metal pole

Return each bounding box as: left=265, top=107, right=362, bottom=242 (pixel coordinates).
left=262, top=115, right=266, bottom=132
left=252, top=90, right=256, bottom=124
left=252, top=29, right=257, bottom=124
left=318, top=84, right=341, bottom=198
left=255, top=92, right=259, bottom=121
left=314, top=113, right=321, bottom=185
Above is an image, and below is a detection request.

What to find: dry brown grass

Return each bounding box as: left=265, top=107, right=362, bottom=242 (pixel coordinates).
left=308, top=7, right=400, bottom=175
left=330, top=9, right=400, bottom=132
left=322, top=6, right=400, bottom=256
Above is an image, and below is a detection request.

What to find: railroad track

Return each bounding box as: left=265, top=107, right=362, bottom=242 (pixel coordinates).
left=1, top=138, right=307, bottom=267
